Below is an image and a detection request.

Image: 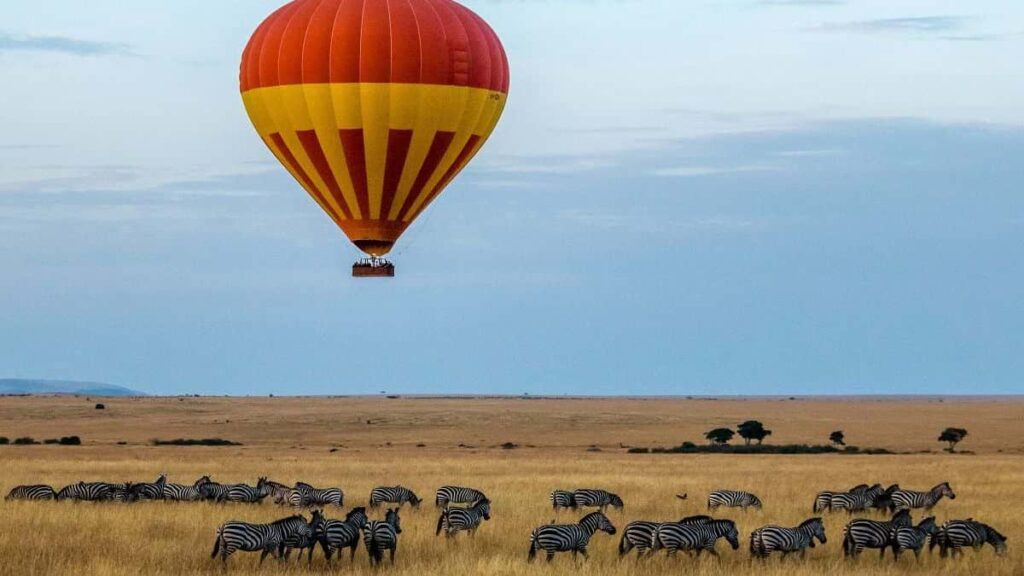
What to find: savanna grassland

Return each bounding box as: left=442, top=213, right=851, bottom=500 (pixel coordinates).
left=1, top=395, right=1022, bottom=576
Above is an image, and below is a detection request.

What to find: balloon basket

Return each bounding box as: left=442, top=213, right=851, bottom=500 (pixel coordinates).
left=352, top=257, right=395, bottom=278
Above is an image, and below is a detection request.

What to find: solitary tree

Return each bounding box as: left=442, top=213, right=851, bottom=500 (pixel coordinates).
left=705, top=428, right=735, bottom=446
left=736, top=420, right=772, bottom=445
left=829, top=430, right=846, bottom=447
left=938, top=427, right=968, bottom=452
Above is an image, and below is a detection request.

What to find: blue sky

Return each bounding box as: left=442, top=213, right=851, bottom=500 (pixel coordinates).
left=1, top=1, right=1022, bottom=395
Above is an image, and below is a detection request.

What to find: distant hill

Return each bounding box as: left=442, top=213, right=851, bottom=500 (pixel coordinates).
left=0, top=379, right=145, bottom=397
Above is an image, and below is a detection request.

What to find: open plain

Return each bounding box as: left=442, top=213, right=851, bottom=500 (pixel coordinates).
left=1, top=395, right=1021, bottom=575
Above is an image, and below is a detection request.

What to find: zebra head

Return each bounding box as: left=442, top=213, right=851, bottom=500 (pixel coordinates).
left=716, top=520, right=740, bottom=550
left=193, top=475, right=212, bottom=488
left=749, top=494, right=763, bottom=510
left=310, top=509, right=326, bottom=534
left=385, top=508, right=403, bottom=534
left=255, top=477, right=270, bottom=496
left=936, top=482, right=956, bottom=500
left=407, top=490, right=422, bottom=508
left=800, top=517, right=826, bottom=545
left=473, top=498, right=492, bottom=520
left=346, top=506, right=368, bottom=526
left=580, top=512, right=616, bottom=535
left=985, top=524, right=1008, bottom=556
left=917, top=516, right=938, bottom=535
left=608, top=493, right=624, bottom=510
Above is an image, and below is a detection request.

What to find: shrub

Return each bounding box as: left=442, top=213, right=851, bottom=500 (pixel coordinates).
left=95, top=403, right=105, bottom=410
left=151, top=438, right=241, bottom=446
left=627, top=447, right=650, bottom=454
left=500, top=442, right=518, bottom=449
left=59, top=436, right=82, bottom=446
left=43, top=439, right=59, bottom=445
left=13, top=437, right=38, bottom=445
left=0, top=437, right=9, bottom=445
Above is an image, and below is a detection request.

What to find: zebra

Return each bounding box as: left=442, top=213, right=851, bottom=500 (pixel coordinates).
left=750, top=517, right=826, bottom=559
left=5, top=484, right=57, bottom=501
left=362, top=508, right=403, bottom=565
left=56, top=481, right=112, bottom=502
left=435, top=485, right=486, bottom=508
left=289, top=482, right=343, bottom=507
left=163, top=479, right=203, bottom=502
left=315, top=506, right=367, bottom=563
left=931, top=519, right=1008, bottom=558
left=707, top=490, right=762, bottom=512
left=369, top=485, right=421, bottom=508
left=814, top=483, right=880, bottom=513
left=210, top=514, right=311, bottom=564
left=280, top=509, right=319, bottom=563
left=129, top=474, right=167, bottom=501
left=618, top=515, right=712, bottom=558
left=262, top=479, right=293, bottom=505
left=652, top=518, right=740, bottom=558
left=108, top=482, right=136, bottom=503
left=435, top=498, right=491, bottom=538
left=888, top=516, right=937, bottom=560
left=223, top=477, right=272, bottom=504
left=195, top=476, right=229, bottom=502
left=550, top=490, right=577, bottom=511
left=870, top=484, right=901, bottom=514
left=527, top=511, right=616, bottom=563
left=830, top=484, right=885, bottom=514
left=890, top=482, right=955, bottom=512
left=842, top=509, right=912, bottom=558
left=572, top=489, right=624, bottom=512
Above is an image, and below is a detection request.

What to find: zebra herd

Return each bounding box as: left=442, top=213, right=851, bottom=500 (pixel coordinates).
left=5, top=477, right=1009, bottom=566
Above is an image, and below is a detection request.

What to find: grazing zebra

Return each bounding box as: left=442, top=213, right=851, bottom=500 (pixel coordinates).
left=108, top=483, right=136, bottom=503
left=573, top=489, right=624, bottom=512
left=550, top=490, right=577, bottom=511
left=56, top=481, right=112, bottom=502
left=210, top=514, right=311, bottom=564
left=163, top=479, right=203, bottom=502
left=750, top=517, right=826, bottom=559
left=436, top=498, right=491, bottom=538
left=707, top=490, right=762, bottom=512
left=842, top=509, right=912, bottom=558
left=652, top=518, right=740, bottom=558
left=889, top=516, right=937, bottom=560
left=830, top=484, right=884, bottom=514
left=362, top=508, right=403, bottom=565
left=369, top=485, right=421, bottom=508
left=618, top=515, right=711, bottom=558
left=435, top=485, right=487, bottom=508
left=289, top=482, right=343, bottom=507
left=931, top=519, right=1008, bottom=558
left=315, top=506, right=367, bottom=563
left=527, top=511, right=616, bottom=563
left=890, top=482, right=955, bottom=512
left=223, top=477, right=272, bottom=504
left=5, top=484, right=57, bottom=501
left=129, top=474, right=167, bottom=501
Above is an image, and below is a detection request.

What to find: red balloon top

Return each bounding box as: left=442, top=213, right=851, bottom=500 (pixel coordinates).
left=241, top=0, right=509, bottom=93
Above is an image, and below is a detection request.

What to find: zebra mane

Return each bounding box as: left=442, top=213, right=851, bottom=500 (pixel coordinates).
left=984, top=524, right=1007, bottom=543
left=798, top=517, right=823, bottom=529
left=579, top=511, right=607, bottom=524
left=271, top=514, right=307, bottom=526
left=679, top=514, right=713, bottom=524
left=932, top=481, right=951, bottom=492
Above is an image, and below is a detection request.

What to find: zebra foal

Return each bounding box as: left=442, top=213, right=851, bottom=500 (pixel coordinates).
left=436, top=498, right=491, bottom=538
left=707, top=490, right=762, bottom=512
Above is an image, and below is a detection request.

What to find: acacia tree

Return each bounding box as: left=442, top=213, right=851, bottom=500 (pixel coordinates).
left=705, top=428, right=735, bottom=446
left=938, top=427, right=968, bottom=452
left=829, top=430, right=845, bottom=446
left=736, top=420, right=772, bottom=445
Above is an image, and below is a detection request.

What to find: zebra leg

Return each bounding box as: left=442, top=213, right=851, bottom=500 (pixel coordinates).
left=546, top=551, right=555, bottom=563
left=580, top=548, right=590, bottom=561
left=389, top=546, right=396, bottom=564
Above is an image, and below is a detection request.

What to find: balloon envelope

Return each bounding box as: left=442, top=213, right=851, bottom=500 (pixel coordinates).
left=240, top=0, right=510, bottom=256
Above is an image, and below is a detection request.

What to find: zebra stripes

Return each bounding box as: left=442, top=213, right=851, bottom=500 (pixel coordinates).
left=435, top=485, right=486, bottom=508
left=573, top=489, right=624, bottom=512
left=129, top=474, right=167, bottom=501
left=369, top=486, right=421, bottom=508
left=618, top=515, right=712, bottom=558
left=223, top=477, right=272, bottom=504
left=653, top=518, right=740, bottom=557
left=163, top=481, right=203, bottom=502
left=889, top=516, right=937, bottom=560
left=210, top=514, right=312, bottom=564
left=315, top=507, right=367, bottom=563
left=750, top=518, right=826, bottom=558
left=288, top=482, right=344, bottom=507
left=550, top=490, right=577, bottom=511
left=830, top=484, right=885, bottom=514
left=842, top=509, right=912, bottom=557
left=435, top=498, right=491, bottom=538
left=280, top=509, right=319, bottom=563
left=931, top=519, right=1008, bottom=558
left=5, top=484, right=57, bottom=501
left=56, top=481, right=112, bottom=502
left=707, top=490, right=762, bottom=512
left=890, top=482, right=955, bottom=512
left=363, top=508, right=403, bottom=565
left=528, top=511, right=616, bottom=562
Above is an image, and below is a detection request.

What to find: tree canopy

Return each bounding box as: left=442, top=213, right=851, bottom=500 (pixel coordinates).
left=938, top=427, right=968, bottom=452
left=829, top=430, right=845, bottom=446
left=705, top=427, right=735, bottom=446
left=736, top=420, right=772, bottom=445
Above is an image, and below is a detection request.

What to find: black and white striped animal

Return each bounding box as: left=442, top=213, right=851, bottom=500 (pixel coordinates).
left=528, top=511, right=616, bottom=562
left=435, top=485, right=487, bottom=508
left=162, top=478, right=205, bottom=502
left=288, top=482, right=344, bottom=507
left=830, top=484, right=884, bottom=514
left=870, top=484, right=901, bottom=514
left=369, top=486, right=421, bottom=508
left=652, top=518, right=740, bottom=558
left=129, top=474, right=167, bottom=501
left=436, top=498, right=491, bottom=538
left=573, top=489, right=623, bottom=512
left=280, top=510, right=319, bottom=563
left=210, top=514, right=311, bottom=564
left=750, top=517, right=826, bottom=558
left=56, top=481, right=113, bottom=502
left=890, top=482, right=955, bottom=512
left=262, top=479, right=293, bottom=505
left=315, top=506, right=367, bottom=563
left=618, top=515, right=712, bottom=558
left=707, top=490, right=762, bottom=512
left=842, top=509, right=912, bottom=558
left=195, top=476, right=230, bottom=502
left=108, top=483, right=136, bottom=503
left=5, top=484, right=57, bottom=501
left=223, top=477, right=272, bottom=504
left=550, top=490, right=577, bottom=511
left=888, top=516, right=937, bottom=560
left=931, top=519, right=1008, bottom=558
left=362, top=508, right=403, bottom=565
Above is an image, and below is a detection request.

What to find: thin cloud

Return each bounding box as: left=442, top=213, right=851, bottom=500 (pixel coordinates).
left=813, top=16, right=967, bottom=35
left=652, top=164, right=780, bottom=178
left=759, top=0, right=845, bottom=6
left=0, top=32, right=134, bottom=57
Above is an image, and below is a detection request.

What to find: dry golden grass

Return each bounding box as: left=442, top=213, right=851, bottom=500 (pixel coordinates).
left=0, top=396, right=1021, bottom=575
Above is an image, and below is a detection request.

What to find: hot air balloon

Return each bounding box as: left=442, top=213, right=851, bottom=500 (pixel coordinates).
left=240, top=0, right=510, bottom=277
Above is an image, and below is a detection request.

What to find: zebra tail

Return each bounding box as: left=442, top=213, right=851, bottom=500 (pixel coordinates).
left=435, top=510, right=447, bottom=536
left=210, top=527, right=222, bottom=559
left=527, top=532, right=538, bottom=562
left=618, top=531, right=629, bottom=556
left=650, top=524, right=663, bottom=552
